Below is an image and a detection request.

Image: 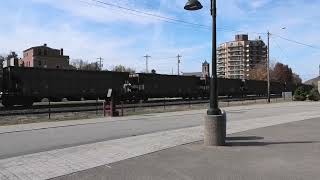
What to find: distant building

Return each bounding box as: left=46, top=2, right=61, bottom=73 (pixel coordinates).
left=217, top=34, right=268, bottom=79
left=305, top=76, right=320, bottom=86
left=21, top=44, right=70, bottom=69
left=182, top=61, right=210, bottom=78
left=202, top=61, right=210, bottom=78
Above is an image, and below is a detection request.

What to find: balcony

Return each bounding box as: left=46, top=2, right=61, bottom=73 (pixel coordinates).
left=229, top=53, right=243, bottom=57
left=228, top=57, right=242, bottom=61
left=228, top=49, right=242, bottom=52
left=228, top=62, right=243, bottom=65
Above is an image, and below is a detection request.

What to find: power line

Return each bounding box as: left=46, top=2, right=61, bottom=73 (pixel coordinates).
left=89, top=0, right=211, bottom=27
left=272, top=39, right=289, bottom=60
left=79, top=0, right=245, bottom=32
left=77, top=0, right=211, bottom=31
left=272, top=33, right=320, bottom=50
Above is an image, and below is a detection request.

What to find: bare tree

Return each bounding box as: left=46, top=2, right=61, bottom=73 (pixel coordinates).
left=272, top=62, right=293, bottom=83
left=249, top=63, right=268, bottom=81
left=249, top=61, right=301, bottom=85
left=6, top=51, right=19, bottom=61
left=0, top=55, right=4, bottom=77
left=112, top=65, right=135, bottom=73
left=71, top=59, right=102, bottom=71
left=292, top=73, right=302, bottom=85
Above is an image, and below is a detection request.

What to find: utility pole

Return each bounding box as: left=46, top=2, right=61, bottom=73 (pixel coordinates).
left=177, top=54, right=182, bottom=75
left=97, top=57, right=103, bottom=71
left=267, top=31, right=271, bottom=103
left=144, top=54, right=151, bottom=73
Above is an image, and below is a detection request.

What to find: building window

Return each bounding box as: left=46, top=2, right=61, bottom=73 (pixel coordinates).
left=38, top=61, right=42, bottom=66
left=38, top=49, right=41, bottom=56
left=44, top=49, right=48, bottom=56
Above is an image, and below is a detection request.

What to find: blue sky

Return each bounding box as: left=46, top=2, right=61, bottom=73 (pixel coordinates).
left=0, top=0, right=319, bottom=81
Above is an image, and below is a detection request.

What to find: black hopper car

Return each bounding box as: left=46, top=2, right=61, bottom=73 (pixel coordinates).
left=0, top=67, right=128, bottom=107
left=0, top=66, right=312, bottom=108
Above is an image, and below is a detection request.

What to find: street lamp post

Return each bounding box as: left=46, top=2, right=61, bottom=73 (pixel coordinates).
left=184, top=0, right=226, bottom=146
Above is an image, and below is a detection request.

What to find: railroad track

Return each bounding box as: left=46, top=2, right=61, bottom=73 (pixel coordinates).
left=0, top=95, right=283, bottom=116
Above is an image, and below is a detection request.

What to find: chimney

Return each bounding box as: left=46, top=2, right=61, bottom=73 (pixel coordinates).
left=60, top=48, right=64, bottom=56
left=44, top=43, right=47, bottom=47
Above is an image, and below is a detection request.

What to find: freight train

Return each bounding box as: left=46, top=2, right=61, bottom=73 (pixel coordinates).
left=0, top=66, right=311, bottom=108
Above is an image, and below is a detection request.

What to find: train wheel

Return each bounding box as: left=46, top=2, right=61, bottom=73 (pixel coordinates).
left=49, top=97, right=62, bottom=102
left=23, top=99, right=34, bottom=107
left=2, top=98, right=13, bottom=108
left=67, top=97, right=82, bottom=101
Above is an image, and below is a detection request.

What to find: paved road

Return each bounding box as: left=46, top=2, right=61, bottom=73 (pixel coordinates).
left=0, top=102, right=319, bottom=159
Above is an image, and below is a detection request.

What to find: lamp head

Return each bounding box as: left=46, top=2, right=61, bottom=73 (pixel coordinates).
left=184, top=0, right=203, bottom=11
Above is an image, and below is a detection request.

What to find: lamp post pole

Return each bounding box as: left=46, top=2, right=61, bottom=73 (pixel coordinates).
left=207, top=0, right=220, bottom=115
left=267, top=31, right=271, bottom=103
left=184, top=0, right=226, bottom=146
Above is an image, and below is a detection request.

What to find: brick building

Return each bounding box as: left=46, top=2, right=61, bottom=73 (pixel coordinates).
left=217, top=34, right=268, bottom=79
left=21, top=44, right=70, bottom=69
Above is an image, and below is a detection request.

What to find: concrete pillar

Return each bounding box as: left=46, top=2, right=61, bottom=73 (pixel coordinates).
left=204, top=110, right=227, bottom=146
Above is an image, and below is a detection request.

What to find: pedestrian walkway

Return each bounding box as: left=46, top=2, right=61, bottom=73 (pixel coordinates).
left=56, top=118, right=320, bottom=180
left=1, top=102, right=320, bottom=180
left=0, top=101, right=315, bottom=134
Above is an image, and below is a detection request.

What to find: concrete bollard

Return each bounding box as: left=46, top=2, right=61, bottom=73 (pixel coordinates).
left=204, top=110, right=227, bottom=146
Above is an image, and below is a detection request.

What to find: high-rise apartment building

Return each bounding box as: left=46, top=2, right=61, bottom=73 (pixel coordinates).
left=217, top=34, right=268, bottom=79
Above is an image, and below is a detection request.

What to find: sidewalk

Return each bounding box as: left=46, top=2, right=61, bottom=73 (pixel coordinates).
left=55, top=118, right=320, bottom=180
left=0, top=101, right=315, bottom=134
left=0, top=101, right=320, bottom=180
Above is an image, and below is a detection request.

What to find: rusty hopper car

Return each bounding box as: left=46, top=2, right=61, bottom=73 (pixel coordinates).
left=1, top=66, right=129, bottom=107
left=128, top=73, right=201, bottom=101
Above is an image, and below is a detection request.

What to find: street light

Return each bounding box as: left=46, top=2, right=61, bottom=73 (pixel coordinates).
left=184, top=0, right=203, bottom=10
left=184, top=0, right=226, bottom=146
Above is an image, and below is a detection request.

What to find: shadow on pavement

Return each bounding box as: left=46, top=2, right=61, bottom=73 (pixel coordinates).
left=226, top=136, right=264, bottom=141
left=225, top=139, right=318, bottom=147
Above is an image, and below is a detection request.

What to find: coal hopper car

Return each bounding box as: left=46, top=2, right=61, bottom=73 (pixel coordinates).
left=1, top=66, right=129, bottom=107
left=128, top=73, right=202, bottom=101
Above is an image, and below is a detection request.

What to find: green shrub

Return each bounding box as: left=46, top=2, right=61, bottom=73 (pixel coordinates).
left=294, top=86, right=307, bottom=101
left=294, top=95, right=307, bottom=101
left=308, top=88, right=320, bottom=101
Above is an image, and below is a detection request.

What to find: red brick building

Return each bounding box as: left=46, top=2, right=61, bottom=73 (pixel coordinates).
left=21, top=44, right=70, bottom=69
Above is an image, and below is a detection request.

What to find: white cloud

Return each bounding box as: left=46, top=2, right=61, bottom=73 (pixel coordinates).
left=30, top=0, right=171, bottom=25
left=0, top=0, right=319, bottom=78
left=249, top=0, right=271, bottom=9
